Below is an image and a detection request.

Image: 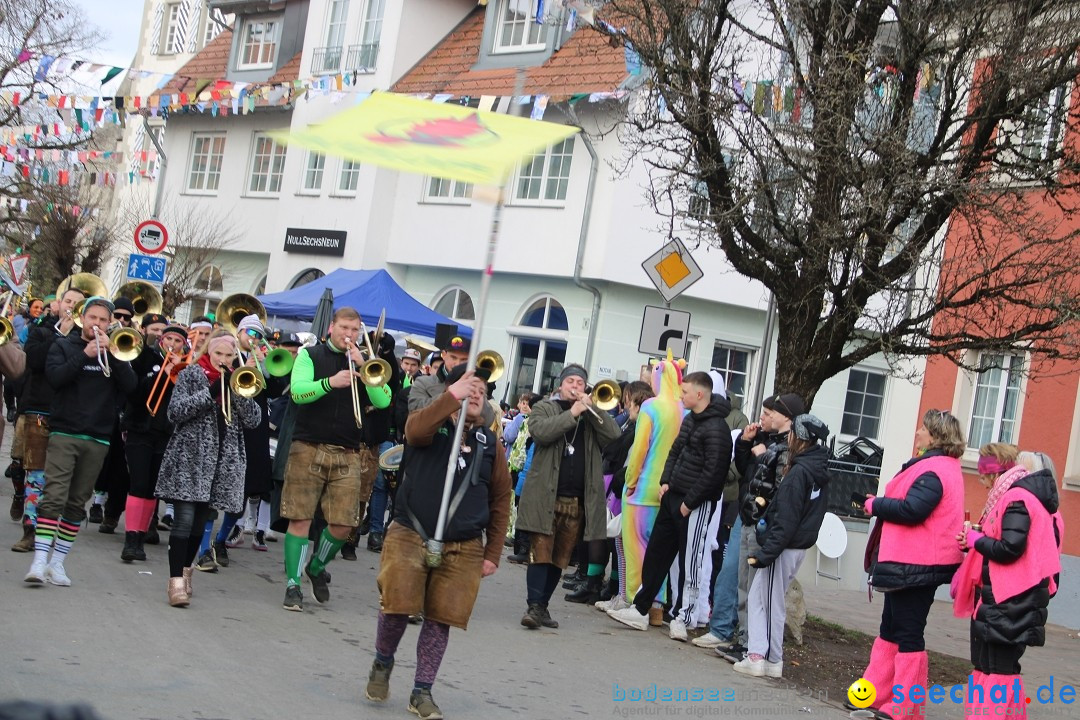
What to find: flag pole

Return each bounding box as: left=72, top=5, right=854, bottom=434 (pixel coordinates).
left=425, top=69, right=527, bottom=567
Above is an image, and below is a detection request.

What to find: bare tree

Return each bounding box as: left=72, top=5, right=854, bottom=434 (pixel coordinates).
left=0, top=0, right=104, bottom=233
left=595, top=0, right=1080, bottom=403
left=115, top=195, right=241, bottom=316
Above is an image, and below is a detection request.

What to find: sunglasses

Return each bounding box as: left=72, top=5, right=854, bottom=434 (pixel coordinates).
left=244, top=329, right=265, bottom=340
left=114, top=313, right=133, bottom=320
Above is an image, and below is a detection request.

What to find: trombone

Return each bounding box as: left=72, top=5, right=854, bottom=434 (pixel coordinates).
left=146, top=349, right=192, bottom=417
left=573, top=378, right=620, bottom=423
left=222, top=364, right=266, bottom=425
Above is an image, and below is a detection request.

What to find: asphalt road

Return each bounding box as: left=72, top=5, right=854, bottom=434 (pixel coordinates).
left=0, top=507, right=845, bottom=720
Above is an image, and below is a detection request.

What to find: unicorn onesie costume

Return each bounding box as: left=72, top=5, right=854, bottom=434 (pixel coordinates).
left=618, top=357, right=685, bottom=603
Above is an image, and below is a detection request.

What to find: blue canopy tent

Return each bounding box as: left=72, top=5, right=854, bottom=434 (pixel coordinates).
left=258, top=268, right=471, bottom=338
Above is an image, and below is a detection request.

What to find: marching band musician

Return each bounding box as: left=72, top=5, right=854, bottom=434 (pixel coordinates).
left=205, top=315, right=284, bottom=568
left=279, top=307, right=373, bottom=612
left=154, top=330, right=260, bottom=607
left=24, top=297, right=136, bottom=587
left=11, top=286, right=85, bottom=553
left=119, top=318, right=188, bottom=563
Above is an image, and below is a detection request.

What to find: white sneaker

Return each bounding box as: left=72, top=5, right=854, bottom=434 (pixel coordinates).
left=733, top=656, right=765, bottom=677
left=764, top=660, right=783, bottom=678
left=692, top=632, right=732, bottom=649
left=669, top=618, right=688, bottom=642
left=607, top=606, right=649, bottom=631
left=25, top=557, right=48, bottom=584
left=594, top=596, right=630, bottom=613
left=46, top=561, right=71, bottom=586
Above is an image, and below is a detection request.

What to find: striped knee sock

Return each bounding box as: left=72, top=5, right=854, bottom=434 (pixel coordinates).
left=307, top=527, right=345, bottom=576
left=53, top=518, right=80, bottom=558
left=33, top=516, right=58, bottom=564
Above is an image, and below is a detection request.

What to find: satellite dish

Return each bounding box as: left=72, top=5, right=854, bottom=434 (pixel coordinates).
left=816, top=512, right=848, bottom=559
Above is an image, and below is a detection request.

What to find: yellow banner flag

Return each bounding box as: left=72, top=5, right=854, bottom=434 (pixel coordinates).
left=269, top=93, right=580, bottom=185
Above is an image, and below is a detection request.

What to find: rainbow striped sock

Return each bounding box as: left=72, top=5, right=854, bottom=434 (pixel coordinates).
left=53, top=518, right=80, bottom=557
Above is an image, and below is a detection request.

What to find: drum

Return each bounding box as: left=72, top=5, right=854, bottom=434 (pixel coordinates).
left=379, top=444, right=405, bottom=491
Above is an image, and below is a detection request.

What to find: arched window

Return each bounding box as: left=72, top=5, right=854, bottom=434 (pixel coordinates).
left=195, top=264, right=224, bottom=293
left=184, top=264, right=225, bottom=324
left=432, top=286, right=475, bottom=323
left=510, top=295, right=568, bottom=397
left=253, top=275, right=267, bottom=296
left=290, top=268, right=325, bottom=289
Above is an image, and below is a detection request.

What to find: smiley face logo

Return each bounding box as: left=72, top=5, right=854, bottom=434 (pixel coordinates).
left=847, top=678, right=876, bottom=709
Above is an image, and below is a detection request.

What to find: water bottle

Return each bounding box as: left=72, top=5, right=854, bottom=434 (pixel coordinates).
left=757, top=517, right=767, bottom=533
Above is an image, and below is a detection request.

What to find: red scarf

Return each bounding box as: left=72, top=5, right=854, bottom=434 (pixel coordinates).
left=198, top=353, right=222, bottom=383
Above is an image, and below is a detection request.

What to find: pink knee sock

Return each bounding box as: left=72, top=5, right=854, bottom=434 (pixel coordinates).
left=125, top=497, right=157, bottom=533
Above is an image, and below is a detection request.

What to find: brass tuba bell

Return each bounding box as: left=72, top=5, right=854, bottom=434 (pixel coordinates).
left=216, top=293, right=267, bottom=334
left=56, top=273, right=108, bottom=328
left=114, top=282, right=163, bottom=326
left=0, top=317, right=13, bottom=346
left=475, top=350, right=504, bottom=383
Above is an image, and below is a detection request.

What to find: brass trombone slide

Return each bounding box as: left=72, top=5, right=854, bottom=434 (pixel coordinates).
left=345, top=336, right=364, bottom=429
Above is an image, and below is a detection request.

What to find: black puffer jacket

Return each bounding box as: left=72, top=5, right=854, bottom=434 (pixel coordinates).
left=752, top=444, right=831, bottom=567
left=732, top=430, right=787, bottom=526
left=660, top=394, right=732, bottom=510
left=972, top=469, right=1061, bottom=647
left=21, top=315, right=63, bottom=414
left=869, top=449, right=954, bottom=590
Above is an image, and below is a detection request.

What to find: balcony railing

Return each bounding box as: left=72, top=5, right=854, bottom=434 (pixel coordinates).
left=311, top=46, right=343, bottom=74
left=345, top=42, right=380, bottom=73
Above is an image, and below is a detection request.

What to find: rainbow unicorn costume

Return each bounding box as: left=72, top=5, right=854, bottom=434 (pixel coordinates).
left=618, top=355, right=685, bottom=603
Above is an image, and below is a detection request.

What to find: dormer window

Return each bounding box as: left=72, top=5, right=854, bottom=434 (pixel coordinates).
left=493, top=0, right=545, bottom=54
left=238, top=16, right=280, bottom=70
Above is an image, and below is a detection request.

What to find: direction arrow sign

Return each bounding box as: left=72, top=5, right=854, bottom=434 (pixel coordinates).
left=638, top=305, right=691, bottom=358
left=126, top=253, right=168, bottom=284
left=641, top=238, right=703, bottom=303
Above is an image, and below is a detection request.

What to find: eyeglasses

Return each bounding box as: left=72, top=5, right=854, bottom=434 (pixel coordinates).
left=244, top=329, right=265, bottom=340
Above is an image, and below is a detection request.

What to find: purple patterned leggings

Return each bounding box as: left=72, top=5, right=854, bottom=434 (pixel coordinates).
left=375, top=612, right=450, bottom=686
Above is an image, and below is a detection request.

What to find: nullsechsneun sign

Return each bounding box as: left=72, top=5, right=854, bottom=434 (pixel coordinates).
left=283, top=228, right=347, bottom=256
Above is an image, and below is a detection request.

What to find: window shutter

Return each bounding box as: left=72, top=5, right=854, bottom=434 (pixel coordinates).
left=149, top=3, right=165, bottom=55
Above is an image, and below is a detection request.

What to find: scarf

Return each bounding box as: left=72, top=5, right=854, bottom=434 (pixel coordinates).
left=979, top=464, right=1029, bottom=524
left=198, top=352, right=222, bottom=384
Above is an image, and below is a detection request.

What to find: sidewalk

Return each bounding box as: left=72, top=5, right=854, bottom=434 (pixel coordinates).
left=802, top=582, right=1080, bottom=690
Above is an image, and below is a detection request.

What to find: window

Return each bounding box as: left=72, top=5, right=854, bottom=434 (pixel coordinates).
left=514, top=137, right=574, bottom=205
left=1016, top=86, right=1068, bottom=168
left=347, top=0, right=384, bottom=72
left=187, top=133, right=226, bottom=193
left=425, top=177, right=472, bottom=203
left=968, top=354, right=1024, bottom=448
left=248, top=134, right=287, bottom=195
left=687, top=182, right=710, bottom=223
left=238, top=17, right=279, bottom=69
left=494, top=0, right=545, bottom=53
left=164, top=4, right=182, bottom=54
left=432, top=287, right=475, bottom=323
left=204, top=10, right=223, bottom=46
left=290, top=268, right=325, bottom=289
left=315, top=0, right=348, bottom=73
left=254, top=275, right=267, bottom=296
left=511, top=296, right=569, bottom=398
left=195, top=265, right=224, bottom=293
left=302, top=152, right=325, bottom=192
left=710, top=344, right=753, bottom=401
left=338, top=159, right=361, bottom=194
left=842, top=369, right=887, bottom=439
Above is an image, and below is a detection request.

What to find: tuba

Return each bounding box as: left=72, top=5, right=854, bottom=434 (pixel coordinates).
left=114, top=282, right=163, bottom=326
left=56, top=273, right=108, bottom=328
left=216, top=293, right=267, bottom=334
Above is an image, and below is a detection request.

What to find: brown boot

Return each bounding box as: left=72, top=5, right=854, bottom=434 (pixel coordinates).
left=11, top=524, right=34, bottom=553
left=648, top=607, right=664, bottom=627
left=168, top=577, right=190, bottom=607
left=182, top=567, right=194, bottom=597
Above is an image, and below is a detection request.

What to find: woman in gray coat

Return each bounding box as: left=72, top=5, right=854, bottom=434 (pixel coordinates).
left=155, top=333, right=260, bottom=606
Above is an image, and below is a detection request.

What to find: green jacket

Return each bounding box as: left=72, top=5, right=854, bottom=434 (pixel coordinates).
left=516, top=396, right=620, bottom=541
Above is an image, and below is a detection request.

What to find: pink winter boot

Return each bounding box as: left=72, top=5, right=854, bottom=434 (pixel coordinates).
left=861, top=637, right=900, bottom=711
left=984, top=674, right=1026, bottom=719
left=879, top=651, right=928, bottom=718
